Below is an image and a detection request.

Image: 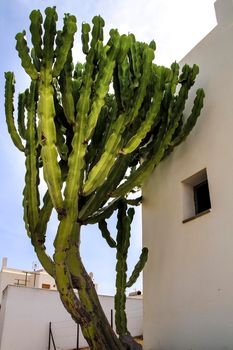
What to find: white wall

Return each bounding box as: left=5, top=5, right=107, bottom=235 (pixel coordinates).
left=0, top=269, right=57, bottom=305
left=143, top=2, right=233, bottom=349
left=0, top=285, right=142, bottom=350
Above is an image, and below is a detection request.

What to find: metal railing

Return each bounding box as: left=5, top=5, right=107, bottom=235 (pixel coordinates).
left=48, top=309, right=114, bottom=350
left=48, top=322, right=57, bottom=350
left=48, top=321, right=80, bottom=350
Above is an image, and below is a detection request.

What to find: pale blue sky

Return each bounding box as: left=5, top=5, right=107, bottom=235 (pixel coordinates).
left=0, top=0, right=216, bottom=295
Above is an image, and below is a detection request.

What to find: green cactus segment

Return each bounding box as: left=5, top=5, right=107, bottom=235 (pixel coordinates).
left=55, top=119, right=68, bottom=161
left=79, top=153, right=132, bottom=220
left=111, top=125, right=175, bottom=197
left=42, top=7, right=57, bottom=67
left=24, top=81, right=40, bottom=233
left=98, top=220, right=116, bottom=248
left=128, top=46, right=155, bottom=123
left=115, top=203, right=135, bottom=336
left=29, top=10, right=43, bottom=59
left=53, top=14, right=77, bottom=77
left=129, top=34, right=142, bottom=82
left=82, top=23, right=91, bottom=54
left=31, top=190, right=55, bottom=276
left=17, top=92, right=27, bottom=140
left=126, top=196, right=142, bottom=206
left=122, top=66, right=167, bottom=154
left=54, top=253, right=84, bottom=322
left=59, top=51, right=75, bottom=125
left=85, top=32, right=122, bottom=141
left=171, top=64, right=199, bottom=124
left=62, top=50, right=96, bottom=219
left=38, top=81, right=64, bottom=212
left=126, top=247, right=148, bottom=288
left=90, top=16, right=105, bottom=48
left=15, top=32, right=38, bottom=80
left=4, top=72, right=25, bottom=152
left=83, top=114, right=125, bottom=195
left=85, top=198, right=121, bottom=224
left=36, top=191, right=53, bottom=241
left=38, top=8, right=63, bottom=212
left=171, top=88, right=205, bottom=147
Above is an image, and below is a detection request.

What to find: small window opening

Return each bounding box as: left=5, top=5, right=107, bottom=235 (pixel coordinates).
left=193, top=180, right=211, bottom=215
left=182, top=168, right=211, bottom=223
left=42, top=283, right=50, bottom=289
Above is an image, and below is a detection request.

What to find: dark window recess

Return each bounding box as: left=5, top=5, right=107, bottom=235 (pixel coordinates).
left=193, top=180, right=211, bottom=214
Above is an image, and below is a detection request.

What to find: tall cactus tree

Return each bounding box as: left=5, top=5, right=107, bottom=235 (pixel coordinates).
left=4, top=7, right=204, bottom=350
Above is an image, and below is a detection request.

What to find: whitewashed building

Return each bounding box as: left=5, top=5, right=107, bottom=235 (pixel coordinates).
left=0, top=258, right=142, bottom=349
left=143, top=0, right=233, bottom=349
left=0, top=285, right=142, bottom=350
left=0, top=257, right=57, bottom=305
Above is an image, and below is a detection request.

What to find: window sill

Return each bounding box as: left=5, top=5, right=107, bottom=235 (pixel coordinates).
left=182, top=208, right=211, bottom=224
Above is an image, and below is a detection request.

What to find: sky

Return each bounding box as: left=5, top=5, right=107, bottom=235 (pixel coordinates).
left=0, top=0, right=216, bottom=295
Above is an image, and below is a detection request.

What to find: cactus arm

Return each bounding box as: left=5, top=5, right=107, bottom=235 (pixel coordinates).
left=83, top=45, right=155, bottom=196
left=85, top=34, right=130, bottom=141
left=55, top=117, right=69, bottom=160
left=129, top=34, right=141, bottom=83
left=122, top=66, right=167, bottom=154
left=126, top=247, right=148, bottom=288
left=53, top=14, right=77, bottom=77
left=84, top=198, right=121, bottom=224
left=111, top=109, right=181, bottom=197
left=81, top=23, right=91, bottom=54
left=59, top=50, right=75, bottom=125
left=4, top=72, right=25, bottom=152
left=17, top=92, right=27, bottom=140
left=38, top=82, right=64, bottom=212
left=31, top=190, right=55, bottom=276
left=171, top=88, right=205, bottom=147
left=79, top=153, right=132, bottom=220
left=98, top=220, right=117, bottom=248
left=126, top=196, right=142, bottom=206
left=90, top=16, right=105, bottom=48
left=85, top=34, right=121, bottom=141
left=128, top=46, right=155, bottom=123
left=15, top=32, right=38, bottom=80
left=37, top=8, right=64, bottom=213
left=115, top=204, right=134, bottom=336
left=29, top=10, right=43, bottom=59
left=42, top=7, right=57, bottom=68
left=53, top=33, right=98, bottom=265
left=83, top=113, right=125, bottom=195
left=24, top=81, right=40, bottom=233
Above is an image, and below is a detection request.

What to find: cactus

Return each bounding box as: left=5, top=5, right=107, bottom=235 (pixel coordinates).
left=4, top=7, right=204, bottom=350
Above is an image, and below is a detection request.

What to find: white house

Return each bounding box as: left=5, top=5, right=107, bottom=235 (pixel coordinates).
left=0, top=285, right=142, bottom=350
left=142, top=0, right=233, bottom=349
left=0, top=258, right=143, bottom=349
left=0, top=257, right=57, bottom=305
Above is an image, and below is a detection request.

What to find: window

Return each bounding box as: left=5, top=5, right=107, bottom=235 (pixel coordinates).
left=42, top=283, right=50, bottom=289
left=193, top=180, right=211, bottom=215
left=182, top=168, right=211, bottom=223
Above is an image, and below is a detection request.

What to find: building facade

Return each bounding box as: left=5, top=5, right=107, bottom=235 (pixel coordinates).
left=142, top=1, right=233, bottom=349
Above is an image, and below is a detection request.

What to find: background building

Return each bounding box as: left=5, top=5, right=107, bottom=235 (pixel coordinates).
left=142, top=0, right=233, bottom=349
